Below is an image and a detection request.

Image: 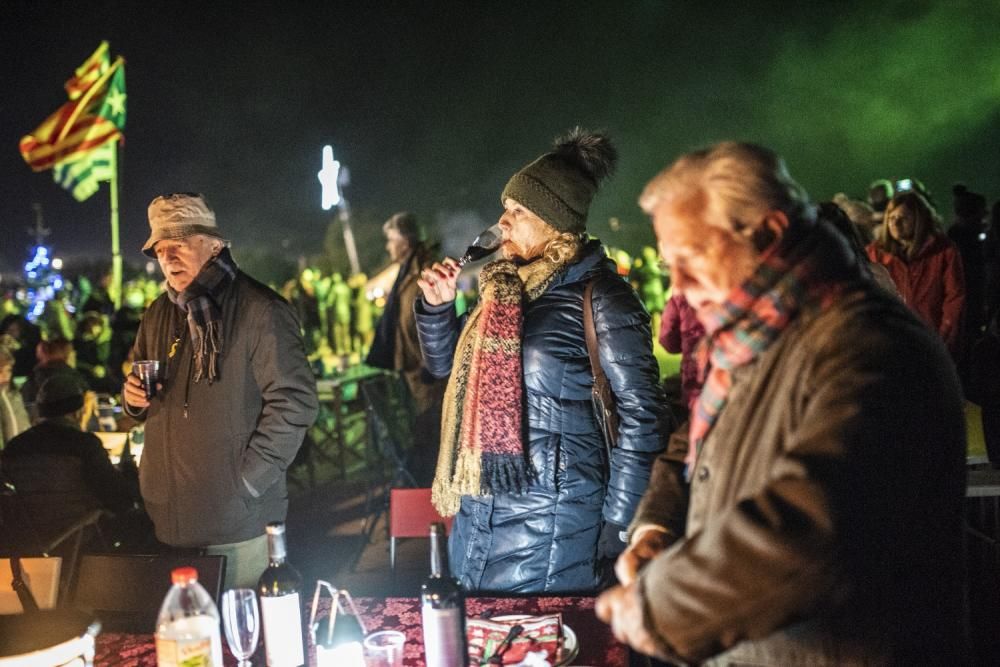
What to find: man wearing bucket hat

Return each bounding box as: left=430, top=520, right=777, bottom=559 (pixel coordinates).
left=122, top=193, right=318, bottom=588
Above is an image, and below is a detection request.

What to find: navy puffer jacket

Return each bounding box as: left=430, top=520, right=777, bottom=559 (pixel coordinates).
left=415, top=241, right=670, bottom=593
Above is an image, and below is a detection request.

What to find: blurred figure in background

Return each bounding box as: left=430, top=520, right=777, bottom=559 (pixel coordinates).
left=630, top=246, right=667, bottom=316
left=819, top=201, right=898, bottom=296
left=109, top=284, right=146, bottom=378
left=1, top=374, right=137, bottom=552
left=867, top=178, right=894, bottom=231
left=948, top=184, right=988, bottom=387
left=986, top=200, right=1000, bottom=325
left=659, top=292, right=704, bottom=417
left=0, top=346, right=30, bottom=449
left=0, top=314, right=42, bottom=378
left=832, top=192, right=877, bottom=242
left=20, top=338, right=88, bottom=419
left=330, top=273, right=353, bottom=355
left=74, top=311, right=116, bottom=393
left=350, top=273, right=374, bottom=357
left=39, top=289, right=75, bottom=341
left=866, top=190, right=965, bottom=358
left=367, top=212, right=447, bottom=486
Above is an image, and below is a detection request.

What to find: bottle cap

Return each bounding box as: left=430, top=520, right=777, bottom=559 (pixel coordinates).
left=171, top=566, right=199, bottom=585
left=266, top=521, right=286, bottom=536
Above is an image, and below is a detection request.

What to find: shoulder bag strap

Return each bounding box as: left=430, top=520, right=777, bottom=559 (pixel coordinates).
left=583, top=280, right=604, bottom=386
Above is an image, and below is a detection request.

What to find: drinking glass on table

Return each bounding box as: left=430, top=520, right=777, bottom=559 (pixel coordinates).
left=363, top=630, right=405, bottom=667
left=222, top=588, right=260, bottom=667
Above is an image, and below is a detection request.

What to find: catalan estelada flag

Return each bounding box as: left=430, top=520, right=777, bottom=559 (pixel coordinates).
left=53, top=141, right=115, bottom=202
left=64, top=41, right=110, bottom=100
left=19, top=54, right=127, bottom=173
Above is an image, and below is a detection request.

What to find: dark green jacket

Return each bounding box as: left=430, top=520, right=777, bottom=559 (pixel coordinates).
left=127, top=273, right=318, bottom=546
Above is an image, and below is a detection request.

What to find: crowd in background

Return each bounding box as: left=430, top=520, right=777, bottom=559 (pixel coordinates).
left=3, top=177, right=1000, bottom=444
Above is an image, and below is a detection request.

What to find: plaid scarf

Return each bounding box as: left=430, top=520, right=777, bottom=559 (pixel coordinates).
left=432, top=256, right=567, bottom=516
left=687, top=220, right=857, bottom=475
left=166, top=247, right=238, bottom=383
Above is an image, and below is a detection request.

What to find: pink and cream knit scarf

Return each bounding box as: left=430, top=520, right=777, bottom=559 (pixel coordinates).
left=432, top=257, right=565, bottom=516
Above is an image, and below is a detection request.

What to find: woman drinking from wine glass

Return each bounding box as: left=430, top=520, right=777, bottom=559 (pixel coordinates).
left=415, top=128, right=670, bottom=594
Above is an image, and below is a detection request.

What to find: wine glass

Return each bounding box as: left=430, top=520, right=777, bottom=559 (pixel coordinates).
left=222, top=588, right=260, bottom=667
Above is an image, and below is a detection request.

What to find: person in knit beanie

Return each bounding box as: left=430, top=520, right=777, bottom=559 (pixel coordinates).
left=413, top=128, right=670, bottom=593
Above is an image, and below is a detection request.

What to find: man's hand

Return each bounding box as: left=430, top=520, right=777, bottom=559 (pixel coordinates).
left=122, top=373, right=159, bottom=410
left=596, top=582, right=666, bottom=660
left=616, top=526, right=671, bottom=585
left=417, top=258, right=460, bottom=306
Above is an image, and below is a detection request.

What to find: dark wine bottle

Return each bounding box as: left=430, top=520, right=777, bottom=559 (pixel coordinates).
left=458, top=223, right=502, bottom=267
left=421, top=522, right=467, bottom=666
left=258, top=521, right=306, bottom=667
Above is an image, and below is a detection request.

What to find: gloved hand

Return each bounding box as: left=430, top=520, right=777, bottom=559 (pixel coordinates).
left=597, top=521, right=629, bottom=561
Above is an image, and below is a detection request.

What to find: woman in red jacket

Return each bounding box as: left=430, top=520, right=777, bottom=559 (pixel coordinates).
left=867, top=191, right=966, bottom=355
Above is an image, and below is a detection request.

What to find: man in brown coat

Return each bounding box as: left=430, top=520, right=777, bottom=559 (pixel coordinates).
left=367, top=212, right=447, bottom=485
left=597, top=143, right=967, bottom=665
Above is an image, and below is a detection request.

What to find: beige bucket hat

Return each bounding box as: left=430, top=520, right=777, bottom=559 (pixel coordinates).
left=142, top=192, right=229, bottom=257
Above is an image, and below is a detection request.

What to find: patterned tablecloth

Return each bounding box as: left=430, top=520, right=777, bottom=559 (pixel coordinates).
left=94, top=595, right=627, bottom=666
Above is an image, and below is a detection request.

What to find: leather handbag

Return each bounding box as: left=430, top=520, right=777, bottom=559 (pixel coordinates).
left=583, top=280, right=620, bottom=455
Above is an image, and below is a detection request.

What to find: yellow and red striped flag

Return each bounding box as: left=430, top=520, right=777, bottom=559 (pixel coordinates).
left=19, top=54, right=127, bottom=173
left=64, top=41, right=110, bottom=100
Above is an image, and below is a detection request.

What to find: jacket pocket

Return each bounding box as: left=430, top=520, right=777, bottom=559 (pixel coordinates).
left=526, top=432, right=560, bottom=492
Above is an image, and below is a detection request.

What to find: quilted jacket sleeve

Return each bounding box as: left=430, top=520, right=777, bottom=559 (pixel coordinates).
left=591, top=273, right=672, bottom=526
left=414, top=298, right=466, bottom=379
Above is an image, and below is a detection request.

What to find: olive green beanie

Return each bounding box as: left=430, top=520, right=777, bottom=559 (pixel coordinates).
left=501, top=128, right=618, bottom=234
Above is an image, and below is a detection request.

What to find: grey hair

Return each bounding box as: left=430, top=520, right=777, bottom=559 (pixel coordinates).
left=639, top=142, right=815, bottom=248
left=382, top=211, right=423, bottom=245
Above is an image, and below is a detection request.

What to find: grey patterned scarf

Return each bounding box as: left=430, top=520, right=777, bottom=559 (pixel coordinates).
left=166, top=247, right=238, bottom=383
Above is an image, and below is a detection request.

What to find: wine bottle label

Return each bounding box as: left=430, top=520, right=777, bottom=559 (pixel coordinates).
left=422, top=607, right=465, bottom=667
left=261, top=593, right=304, bottom=667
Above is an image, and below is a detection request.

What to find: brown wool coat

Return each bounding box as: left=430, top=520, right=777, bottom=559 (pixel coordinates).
left=392, top=248, right=447, bottom=417
left=632, top=286, right=967, bottom=665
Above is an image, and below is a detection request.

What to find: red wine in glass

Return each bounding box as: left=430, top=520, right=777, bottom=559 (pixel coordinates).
left=457, top=224, right=502, bottom=267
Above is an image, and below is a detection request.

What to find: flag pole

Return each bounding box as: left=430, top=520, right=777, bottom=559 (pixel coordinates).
left=108, top=136, right=122, bottom=309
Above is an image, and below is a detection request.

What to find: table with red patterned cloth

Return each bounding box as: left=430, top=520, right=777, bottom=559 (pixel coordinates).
left=94, top=595, right=627, bottom=666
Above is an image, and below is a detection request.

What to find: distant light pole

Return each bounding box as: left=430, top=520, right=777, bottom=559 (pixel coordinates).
left=318, top=145, right=360, bottom=275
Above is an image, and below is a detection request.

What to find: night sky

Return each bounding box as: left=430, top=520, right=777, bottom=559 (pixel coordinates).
left=2, top=1, right=998, bottom=280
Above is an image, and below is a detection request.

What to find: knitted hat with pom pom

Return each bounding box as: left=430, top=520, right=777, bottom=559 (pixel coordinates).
left=501, top=128, right=618, bottom=234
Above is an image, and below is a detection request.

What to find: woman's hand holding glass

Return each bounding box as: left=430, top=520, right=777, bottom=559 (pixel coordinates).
left=418, top=258, right=460, bottom=306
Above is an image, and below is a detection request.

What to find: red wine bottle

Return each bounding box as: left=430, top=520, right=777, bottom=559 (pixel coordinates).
left=420, top=522, right=467, bottom=666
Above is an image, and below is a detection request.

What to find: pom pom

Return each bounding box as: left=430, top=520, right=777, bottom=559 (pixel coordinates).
left=552, top=127, right=618, bottom=184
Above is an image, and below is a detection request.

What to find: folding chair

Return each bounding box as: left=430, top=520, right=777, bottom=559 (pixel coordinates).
left=389, top=488, right=453, bottom=572
left=70, top=553, right=226, bottom=633
left=0, top=557, right=62, bottom=613
left=0, top=457, right=109, bottom=601
left=362, top=371, right=418, bottom=489
left=351, top=371, right=420, bottom=568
